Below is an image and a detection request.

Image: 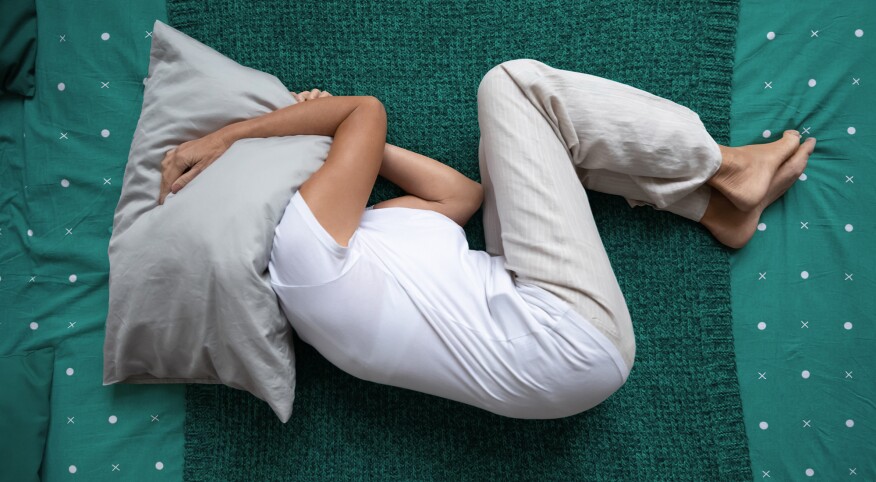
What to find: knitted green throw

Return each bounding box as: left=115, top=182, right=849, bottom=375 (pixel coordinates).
left=168, top=0, right=750, bottom=479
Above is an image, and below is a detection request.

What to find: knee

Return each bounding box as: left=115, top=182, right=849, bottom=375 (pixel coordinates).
left=476, top=63, right=509, bottom=105
left=477, top=59, right=543, bottom=104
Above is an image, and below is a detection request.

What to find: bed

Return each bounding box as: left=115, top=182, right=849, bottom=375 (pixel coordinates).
left=728, top=1, right=875, bottom=478
left=0, top=0, right=872, bottom=480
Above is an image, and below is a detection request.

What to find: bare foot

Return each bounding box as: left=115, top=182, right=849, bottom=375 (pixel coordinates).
left=700, top=137, right=816, bottom=249
left=710, top=130, right=803, bottom=212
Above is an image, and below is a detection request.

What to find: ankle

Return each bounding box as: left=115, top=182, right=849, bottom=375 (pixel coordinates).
left=708, top=145, right=735, bottom=189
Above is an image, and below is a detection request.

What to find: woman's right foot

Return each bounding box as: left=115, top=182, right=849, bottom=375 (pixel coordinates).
left=700, top=137, right=816, bottom=249
left=711, top=130, right=805, bottom=212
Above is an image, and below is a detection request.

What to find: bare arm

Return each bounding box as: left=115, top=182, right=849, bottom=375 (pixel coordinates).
left=373, top=144, right=483, bottom=226
left=290, top=89, right=483, bottom=227
left=224, top=94, right=387, bottom=248
left=218, top=95, right=380, bottom=144
left=289, top=90, right=480, bottom=201
left=159, top=95, right=384, bottom=205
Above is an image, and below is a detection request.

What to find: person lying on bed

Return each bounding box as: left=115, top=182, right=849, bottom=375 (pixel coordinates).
left=157, top=59, right=816, bottom=419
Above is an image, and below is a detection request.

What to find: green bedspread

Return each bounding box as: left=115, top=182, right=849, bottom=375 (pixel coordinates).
left=729, top=2, right=876, bottom=478
left=168, top=0, right=750, bottom=480
left=0, top=2, right=183, bottom=480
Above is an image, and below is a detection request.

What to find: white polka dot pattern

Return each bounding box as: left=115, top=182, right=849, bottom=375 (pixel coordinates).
left=736, top=3, right=875, bottom=479
left=0, top=4, right=185, bottom=479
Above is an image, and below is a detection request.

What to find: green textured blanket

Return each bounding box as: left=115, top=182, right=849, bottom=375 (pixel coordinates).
left=169, top=0, right=750, bottom=479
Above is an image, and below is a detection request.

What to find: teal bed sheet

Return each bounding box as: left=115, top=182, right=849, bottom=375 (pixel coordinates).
left=729, top=1, right=876, bottom=480
left=0, top=0, right=183, bottom=480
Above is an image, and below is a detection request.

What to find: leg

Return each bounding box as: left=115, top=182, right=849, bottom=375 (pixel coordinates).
left=478, top=60, right=642, bottom=371
left=495, top=59, right=727, bottom=218
left=620, top=133, right=817, bottom=230
left=484, top=59, right=817, bottom=253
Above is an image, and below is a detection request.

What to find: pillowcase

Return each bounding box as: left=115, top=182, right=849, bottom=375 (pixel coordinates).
left=0, top=347, right=55, bottom=482
left=102, top=19, right=330, bottom=423
left=0, top=0, right=38, bottom=97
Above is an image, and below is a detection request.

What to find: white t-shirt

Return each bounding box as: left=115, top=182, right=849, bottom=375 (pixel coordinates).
left=269, top=190, right=628, bottom=418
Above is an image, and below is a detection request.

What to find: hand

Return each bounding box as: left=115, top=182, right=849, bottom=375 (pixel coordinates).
left=291, top=88, right=332, bottom=103
left=158, top=132, right=231, bottom=205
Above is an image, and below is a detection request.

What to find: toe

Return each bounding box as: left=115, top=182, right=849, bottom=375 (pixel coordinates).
left=758, top=137, right=814, bottom=208
left=782, top=138, right=814, bottom=178
left=782, top=130, right=802, bottom=146
left=770, top=130, right=803, bottom=162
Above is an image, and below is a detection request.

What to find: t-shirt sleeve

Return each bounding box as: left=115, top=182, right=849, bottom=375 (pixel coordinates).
left=269, top=190, right=360, bottom=287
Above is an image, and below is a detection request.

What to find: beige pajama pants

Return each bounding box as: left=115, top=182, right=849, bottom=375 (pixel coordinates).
left=477, top=59, right=724, bottom=370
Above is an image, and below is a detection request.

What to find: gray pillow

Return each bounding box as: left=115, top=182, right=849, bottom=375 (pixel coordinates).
left=102, top=19, right=329, bottom=423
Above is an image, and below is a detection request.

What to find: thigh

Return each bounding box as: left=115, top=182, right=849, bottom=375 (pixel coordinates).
left=478, top=62, right=635, bottom=369
left=498, top=59, right=722, bottom=217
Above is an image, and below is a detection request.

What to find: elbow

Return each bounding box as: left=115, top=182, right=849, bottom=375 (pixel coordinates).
left=454, top=180, right=485, bottom=228
left=359, top=96, right=386, bottom=121
left=469, top=181, right=485, bottom=211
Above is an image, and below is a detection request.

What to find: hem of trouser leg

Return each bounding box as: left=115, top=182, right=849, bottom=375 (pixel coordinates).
left=695, top=138, right=725, bottom=222
left=626, top=190, right=709, bottom=224
left=638, top=136, right=724, bottom=223
left=693, top=188, right=712, bottom=223
left=705, top=136, right=724, bottom=182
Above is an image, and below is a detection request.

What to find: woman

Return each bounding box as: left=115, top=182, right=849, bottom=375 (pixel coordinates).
left=159, top=59, right=815, bottom=419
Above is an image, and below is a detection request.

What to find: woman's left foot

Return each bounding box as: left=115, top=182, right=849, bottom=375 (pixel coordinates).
left=701, top=137, right=814, bottom=249
left=711, top=131, right=804, bottom=212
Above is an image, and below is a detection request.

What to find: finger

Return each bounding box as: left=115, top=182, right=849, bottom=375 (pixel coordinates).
left=291, top=91, right=301, bottom=102
left=170, top=164, right=203, bottom=194
left=159, top=164, right=185, bottom=204
left=159, top=171, right=175, bottom=205
left=318, top=90, right=331, bottom=98
left=158, top=149, right=178, bottom=205
left=309, top=88, right=319, bottom=99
